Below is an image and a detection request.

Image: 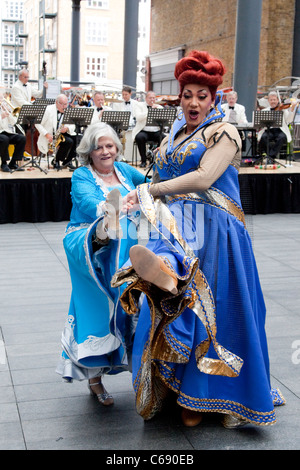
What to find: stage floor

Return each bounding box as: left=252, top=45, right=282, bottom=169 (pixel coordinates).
left=1, top=158, right=299, bottom=180
left=1, top=158, right=300, bottom=223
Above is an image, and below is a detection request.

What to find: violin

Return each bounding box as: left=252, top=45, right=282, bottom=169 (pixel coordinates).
left=274, top=99, right=299, bottom=111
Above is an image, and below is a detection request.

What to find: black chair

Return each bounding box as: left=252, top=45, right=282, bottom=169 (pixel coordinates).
left=132, top=140, right=158, bottom=167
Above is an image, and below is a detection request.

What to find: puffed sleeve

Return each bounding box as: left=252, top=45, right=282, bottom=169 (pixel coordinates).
left=71, top=169, right=105, bottom=220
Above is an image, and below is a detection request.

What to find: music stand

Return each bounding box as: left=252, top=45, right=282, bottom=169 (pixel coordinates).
left=146, top=107, right=176, bottom=140
left=254, top=110, right=286, bottom=168
left=16, top=104, right=48, bottom=174
left=34, top=98, right=56, bottom=105
left=62, top=107, right=94, bottom=168
left=101, top=111, right=131, bottom=136
left=142, top=107, right=177, bottom=169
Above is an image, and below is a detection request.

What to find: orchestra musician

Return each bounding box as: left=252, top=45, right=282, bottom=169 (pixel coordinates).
left=90, top=91, right=112, bottom=124
left=132, top=90, right=164, bottom=168
left=258, top=91, right=296, bottom=159
left=35, top=94, right=77, bottom=170
left=112, top=86, right=142, bottom=161
left=222, top=91, right=248, bottom=126
left=222, top=91, right=249, bottom=152
left=113, top=86, right=141, bottom=128
left=10, top=69, right=48, bottom=109
left=0, top=93, right=26, bottom=172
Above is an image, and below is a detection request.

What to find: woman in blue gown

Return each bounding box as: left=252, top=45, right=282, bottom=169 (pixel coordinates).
left=112, top=51, right=285, bottom=426
left=56, top=122, right=148, bottom=405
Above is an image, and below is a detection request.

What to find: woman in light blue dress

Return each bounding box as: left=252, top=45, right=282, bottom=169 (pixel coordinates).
left=56, top=122, right=148, bottom=405
left=112, top=51, right=285, bottom=427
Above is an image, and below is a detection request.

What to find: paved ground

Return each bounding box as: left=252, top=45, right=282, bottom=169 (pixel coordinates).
left=0, top=214, right=299, bottom=451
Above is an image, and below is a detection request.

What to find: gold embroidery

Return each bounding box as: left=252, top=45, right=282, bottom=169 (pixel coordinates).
left=168, top=188, right=246, bottom=227
left=176, top=142, right=197, bottom=164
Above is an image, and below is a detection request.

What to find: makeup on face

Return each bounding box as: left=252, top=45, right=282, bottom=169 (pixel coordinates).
left=181, top=84, right=213, bottom=133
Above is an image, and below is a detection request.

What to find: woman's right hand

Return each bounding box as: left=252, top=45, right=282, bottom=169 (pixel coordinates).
left=122, top=190, right=139, bottom=213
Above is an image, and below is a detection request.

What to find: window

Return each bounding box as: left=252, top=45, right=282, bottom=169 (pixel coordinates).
left=4, top=0, right=23, bottom=20
left=3, top=72, right=14, bottom=87
left=86, top=19, right=108, bottom=45
left=87, top=0, right=109, bottom=8
left=2, top=49, right=14, bottom=68
left=3, top=24, right=15, bottom=44
left=86, top=55, right=107, bottom=79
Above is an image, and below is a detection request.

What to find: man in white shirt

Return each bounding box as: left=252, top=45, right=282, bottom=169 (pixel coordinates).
left=132, top=91, right=164, bottom=168
left=10, top=69, right=48, bottom=109
left=90, top=91, right=112, bottom=124
left=112, top=86, right=142, bottom=161
left=35, top=94, right=76, bottom=169
left=258, top=91, right=295, bottom=159
left=113, top=86, right=141, bottom=128
left=0, top=97, right=26, bottom=172
left=222, top=91, right=248, bottom=126
left=222, top=91, right=249, bottom=152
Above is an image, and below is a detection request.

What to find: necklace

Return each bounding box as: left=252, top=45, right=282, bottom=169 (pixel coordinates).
left=94, top=168, right=114, bottom=178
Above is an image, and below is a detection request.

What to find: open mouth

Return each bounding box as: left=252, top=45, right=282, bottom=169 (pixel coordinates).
left=189, top=110, right=199, bottom=120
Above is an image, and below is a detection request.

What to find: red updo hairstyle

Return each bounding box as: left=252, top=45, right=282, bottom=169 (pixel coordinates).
left=174, top=50, right=226, bottom=100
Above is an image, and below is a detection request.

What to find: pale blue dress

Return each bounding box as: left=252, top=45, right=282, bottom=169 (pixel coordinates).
left=56, top=162, right=147, bottom=381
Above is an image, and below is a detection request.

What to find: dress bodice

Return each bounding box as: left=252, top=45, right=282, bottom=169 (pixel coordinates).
left=156, top=92, right=225, bottom=180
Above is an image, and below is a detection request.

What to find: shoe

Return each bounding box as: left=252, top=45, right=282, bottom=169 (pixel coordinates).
left=1, top=164, right=12, bottom=173
left=51, top=158, right=60, bottom=169
left=222, top=414, right=249, bottom=429
left=103, top=188, right=123, bottom=239
left=62, top=161, right=77, bottom=170
left=129, top=245, right=178, bottom=294
left=66, top=163, right=76, bottom=170
left=139, top=162, right=146, bottom=168
left=88, top=379, right=114, bottom=406
left=8, top=163, right=25, bottom=171
left=181, top=408, right=203, bottom=427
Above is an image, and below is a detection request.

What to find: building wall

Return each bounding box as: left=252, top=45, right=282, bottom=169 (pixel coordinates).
left=150, top=0, right=296, bottom=91
left=24, top=0, right=126, bottom=89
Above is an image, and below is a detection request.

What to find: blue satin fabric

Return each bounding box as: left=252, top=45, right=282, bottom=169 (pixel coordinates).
left=130, top=96, right=284, bottom=424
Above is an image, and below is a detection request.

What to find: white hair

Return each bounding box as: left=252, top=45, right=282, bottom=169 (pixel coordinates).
left=227, top=90, right=238, bottom=98
left=76, top=122, right=123, bottom=165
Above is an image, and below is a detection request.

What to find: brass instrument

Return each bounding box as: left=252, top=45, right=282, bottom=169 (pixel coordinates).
left=49, top=126, right=65, bottom=153
left=0, top=98, right=25, bottom=135
left=1, top=97, right=21, bottom=117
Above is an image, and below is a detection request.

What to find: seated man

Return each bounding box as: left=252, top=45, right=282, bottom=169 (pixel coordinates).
left=222, top=91, right=249, bottom=152
left=35, top=94, right=76, bottom=169
left=90, top=91, right=112, bottom=124
left=258, top=91, right=294, bottom=159
left=222, top=91, right=248, bottom=126
left=0, top=97, right=26, bottom=172
left=132, top=91, right=164, bottom=168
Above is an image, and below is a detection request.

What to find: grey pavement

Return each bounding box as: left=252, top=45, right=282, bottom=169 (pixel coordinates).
left=0, top=214, right=300, bottom=451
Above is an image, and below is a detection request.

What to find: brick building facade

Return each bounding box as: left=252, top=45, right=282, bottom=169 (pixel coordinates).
left=149, top=0, right=297, bottom=95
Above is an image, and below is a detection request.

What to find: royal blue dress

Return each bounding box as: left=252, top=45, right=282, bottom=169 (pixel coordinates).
left=56, top=162, right=147, bottom=381
left=112, top=94, right=285, bottom=425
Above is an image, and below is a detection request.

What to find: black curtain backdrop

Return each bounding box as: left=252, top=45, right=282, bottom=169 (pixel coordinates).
left=239, top=173, right=300, bottom=214
left=0, top=178, right=72, bottom=224
left=0, top=173, right=300, bottom=224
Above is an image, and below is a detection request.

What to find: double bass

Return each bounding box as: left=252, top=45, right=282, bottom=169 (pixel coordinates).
left=25, top=61, right=47, bottom=156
